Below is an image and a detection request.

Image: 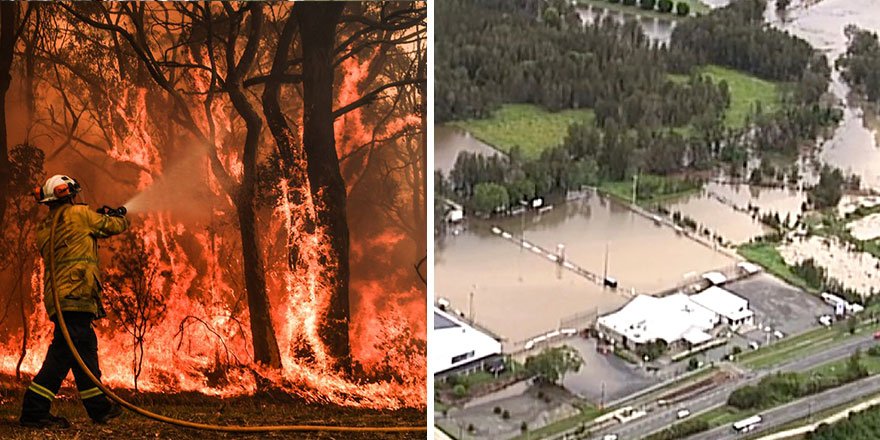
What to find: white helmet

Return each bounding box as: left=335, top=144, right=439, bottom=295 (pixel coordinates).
left=34, top=175, right=81, bottom=204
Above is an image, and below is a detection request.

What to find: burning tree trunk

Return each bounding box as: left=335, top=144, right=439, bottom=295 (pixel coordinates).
left=297, top=2, right=352, bottom=372
left=224, top=4, right=282, bottom=370
left=261, top=12, right=312, bottom=272
left=0, top=3, right=18, bottom=225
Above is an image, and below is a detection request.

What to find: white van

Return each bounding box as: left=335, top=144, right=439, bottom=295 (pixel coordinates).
left=677, top=409, right=691, bottom=419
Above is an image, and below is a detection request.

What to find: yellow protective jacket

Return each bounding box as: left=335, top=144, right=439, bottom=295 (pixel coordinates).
left=36, top=204, right=128, bottom=318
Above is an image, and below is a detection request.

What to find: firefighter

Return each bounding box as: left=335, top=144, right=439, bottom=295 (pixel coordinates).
left=20, top=175, right=127, bottom=428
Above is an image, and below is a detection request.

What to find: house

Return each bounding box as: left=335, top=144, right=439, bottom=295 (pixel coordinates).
left=432, top=307, right=502, bottom=379
left=690, top=286, right=755, bottom=331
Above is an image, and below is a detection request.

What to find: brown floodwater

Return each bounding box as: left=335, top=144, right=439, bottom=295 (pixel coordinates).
left=666, top=182, right=807, bottom=244
left=434, top=181, right=734, bottom=344
left=576, top=4, right=676, bottom=45
left=769, top=0, right=880, bottom=190
left=435, top=0, right=880, bottom=344
left=434, top=125, right=502, bottom=175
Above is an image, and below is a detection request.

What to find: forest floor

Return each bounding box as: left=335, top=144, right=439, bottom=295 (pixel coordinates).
left=0, top=381, right=425, bottom=439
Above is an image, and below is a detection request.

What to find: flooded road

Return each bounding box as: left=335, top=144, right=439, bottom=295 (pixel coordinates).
left=435, top=191, right=734, bottom=344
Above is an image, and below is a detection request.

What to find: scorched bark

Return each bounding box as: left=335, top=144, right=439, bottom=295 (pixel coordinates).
left=297, top=2, right=352, bottom=373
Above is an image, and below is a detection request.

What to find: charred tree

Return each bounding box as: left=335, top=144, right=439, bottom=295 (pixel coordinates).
left=297, top=2, right=351, bottom=372
left=0, top=3, right=18, bottom=225
left=224, top=4, right=283, bottom=370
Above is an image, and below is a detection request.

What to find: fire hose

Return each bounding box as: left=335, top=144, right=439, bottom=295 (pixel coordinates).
left=47, top=207, right=426, bottom=433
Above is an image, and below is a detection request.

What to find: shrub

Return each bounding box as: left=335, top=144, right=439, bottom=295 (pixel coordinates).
left=623, top=0, right=637, bottom=5
left=521, top=421, right=529, bottom=432
left=452, top=384, right=467, bottom=398
left=468, top=424, right=475, bottom=433
left=493, top=406, right=502, bottom=414
left=675, top=1, right=690, bottom=15
left=502, top=409, right=511, bottom=419
left=640, top=0, right=657, bottom=9
left=658, top=0, right=673, bottom=12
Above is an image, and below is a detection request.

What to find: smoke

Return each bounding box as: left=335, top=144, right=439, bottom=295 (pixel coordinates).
left=122, top=145, right=216, bottom=223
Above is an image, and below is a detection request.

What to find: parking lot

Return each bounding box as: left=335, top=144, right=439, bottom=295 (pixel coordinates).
left=436, top=382, right=581, bottom=440
left=561, top=337, right=661, bottom=404
left=726, top=273, right=834, bottom=343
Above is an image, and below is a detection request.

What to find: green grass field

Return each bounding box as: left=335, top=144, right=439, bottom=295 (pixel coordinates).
left=737, top=241, right=817, bottom=294
left=598, top=174, right=702, bottom=205
left=451, top=104, right=595, bottom=159
left=700, top=65, right=781, bottom=128
left=670, top=65, right=782, bottom=129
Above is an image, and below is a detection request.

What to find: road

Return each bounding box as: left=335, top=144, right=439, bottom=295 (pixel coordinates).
left=688, top=374, right=880, bottom=440
left=587, top=331, right=879, bottom=440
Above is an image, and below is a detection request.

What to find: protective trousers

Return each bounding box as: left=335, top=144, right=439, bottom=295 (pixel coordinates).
left=20, top=312, right=113, bottom=422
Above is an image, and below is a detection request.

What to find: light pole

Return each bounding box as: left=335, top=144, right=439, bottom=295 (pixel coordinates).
left=469, top=286, right=476, bottom=322
left=632, top=171, right=639, bottom=205
left=520, top=200, right=528, bottom=248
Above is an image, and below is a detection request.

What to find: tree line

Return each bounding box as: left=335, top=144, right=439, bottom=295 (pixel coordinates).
left=435, top=0, right=731, bottom=130
left=436, top=0, right=840, bottom=217
left=836, top=25, right=880, bottom=104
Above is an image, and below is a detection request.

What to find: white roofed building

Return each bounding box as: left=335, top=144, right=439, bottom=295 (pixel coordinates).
left=596, top=293, right=719, bottom=352
left=432, top=307, right=503, bottom=379
left=702, top=271, right=728, bottom=286
left=690, top=286, right=754, bottom=331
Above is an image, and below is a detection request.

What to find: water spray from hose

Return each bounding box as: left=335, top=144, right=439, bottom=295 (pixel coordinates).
left=118, top=146, right=216, bottom=221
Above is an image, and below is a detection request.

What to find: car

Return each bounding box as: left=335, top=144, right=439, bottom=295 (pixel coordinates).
left=748, top=341, right=760, bottom=350
left=819, top=315, right=833, bottom=327
left=677, top=409, right=691, bottom=419
left=602, top=435, right=619, bottom=440
left=774, top=330, right=785, bottom=339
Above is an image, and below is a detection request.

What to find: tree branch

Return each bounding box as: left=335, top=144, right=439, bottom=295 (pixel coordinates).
left=332, top=77, right=424, bottom=119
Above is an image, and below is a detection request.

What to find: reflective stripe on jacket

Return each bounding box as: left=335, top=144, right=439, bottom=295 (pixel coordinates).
left=36, top=204, right=128, bottom=318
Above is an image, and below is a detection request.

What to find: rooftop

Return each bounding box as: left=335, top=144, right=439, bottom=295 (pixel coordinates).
left=597, top=293, right=718, bottom=345
left=690, top=286, right=753, bottom=321
left=432, top=307, right=502, bottom=375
